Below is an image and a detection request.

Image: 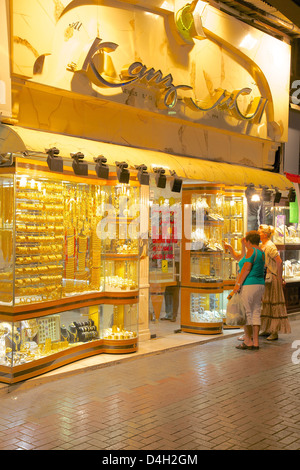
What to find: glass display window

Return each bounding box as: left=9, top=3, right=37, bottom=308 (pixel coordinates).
left=190, top=252, right=223, bottom=284
left=104, top=258, right=138, bottom=291
left=273, top=206, right=300, bottom=245
left=272, top=205, right=300, bottom=284
left=100, top=304, right=138, bottom=341
left=0, top=162, right=141, bottom=307
left=0, top=155, right=141, bottom=382
left=184, top=186, right=225, bottom=287
left=100, top=184, right=140, bottom=292
left=180, top=287, right=223, bottom=334
left=0, top=301, right=138, bottom=374
left=149, top=240, right=175, bottom=283
left=282, top=249, right=300, bottom=281
left=181, top=185, right=246, bottom=335
left=223, top=187, right=246, bottom=282
left=190, top=291, right=223, bottom=323
left=15, top=175, right=65, bottom=304
left=0, top=309, right=100, bottom=368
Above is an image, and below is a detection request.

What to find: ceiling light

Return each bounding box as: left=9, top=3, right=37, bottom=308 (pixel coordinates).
left=274, top=189, right=282, bottom=204
left=154, top=167, right=167, bottom=188
left=170, top=170, right=182, bottom=193
left=116, top=161, right=130, bottom=184
left=245, top=184, right=255, bottom=199
left=251, top=194, right=261, bottom=202
left=135, top=164, right=149, bottom=186
left=46, top=147, right=63, bottom=173
left=94, top=155, right=109, bottom=180
left=262, top=187, right=272, bottom=202
left=288, top=188, right=296, bottom=203
left=71, top=152, right=88, bottom=176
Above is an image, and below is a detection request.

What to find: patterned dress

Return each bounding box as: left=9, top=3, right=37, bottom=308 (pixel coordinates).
left=260, top=240, right=291, bottom=334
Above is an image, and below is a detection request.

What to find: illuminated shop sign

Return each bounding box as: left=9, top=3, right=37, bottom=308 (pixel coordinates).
left=77, top=38, right=268, bottom=123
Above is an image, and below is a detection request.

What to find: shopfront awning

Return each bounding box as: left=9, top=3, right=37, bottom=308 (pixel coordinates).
left=285, top=172, right=300, bottom=184
left=0, top=124, right=292, bottom=191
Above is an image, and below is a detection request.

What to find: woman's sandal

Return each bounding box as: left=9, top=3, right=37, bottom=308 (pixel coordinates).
left=236, top=343, right=253, bottom=350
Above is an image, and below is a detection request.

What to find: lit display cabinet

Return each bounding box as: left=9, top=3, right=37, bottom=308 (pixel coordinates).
left=102, top=185, right=140, bottom=292
left=181, top=288, right=223, bottom=334
left=223, top=187, right=247, bottom=288
left=0, top=303, right=138, bottom=382
left=273, top=205, right=300, bottom=313
left=181, top=185, right=246, bottom=334
left=0, top=155, right=139, bottom=383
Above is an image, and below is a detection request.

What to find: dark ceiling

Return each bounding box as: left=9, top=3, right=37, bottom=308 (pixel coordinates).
left=210, top=0, right=300, bottom=39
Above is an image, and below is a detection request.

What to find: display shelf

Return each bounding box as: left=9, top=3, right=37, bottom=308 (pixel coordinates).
left=0, top=287, right=138, bottom=383
left=0, top=158, right=141, bottom=308
left=181, top=184, right=246, bottom=334
left=272, top=205, right=300, bottom=313
left=0, top=300, right=138, bottom=383
left=273, top=206, right=300, bottom=282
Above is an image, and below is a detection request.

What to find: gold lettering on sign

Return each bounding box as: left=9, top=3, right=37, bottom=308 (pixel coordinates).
left=76, top=38, right=268, bottom=122
left=186, top=87, right=268, bottom=123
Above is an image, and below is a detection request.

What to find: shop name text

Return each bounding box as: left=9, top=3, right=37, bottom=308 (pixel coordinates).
left=77, top=38, right=268, bottom=123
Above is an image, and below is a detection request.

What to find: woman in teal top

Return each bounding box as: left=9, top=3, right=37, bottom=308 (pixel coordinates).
left=238, top=245, right=265, bottom=286
left=224, top=231, right=265, bottom=350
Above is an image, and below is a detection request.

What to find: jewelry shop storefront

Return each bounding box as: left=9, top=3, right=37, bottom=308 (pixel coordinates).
left=0, top=0, right=295, bottom=382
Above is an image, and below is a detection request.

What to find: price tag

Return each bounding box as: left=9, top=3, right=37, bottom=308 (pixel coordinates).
left=162, top=260, right=168, bottom=272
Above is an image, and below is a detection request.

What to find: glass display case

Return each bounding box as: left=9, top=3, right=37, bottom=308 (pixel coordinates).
left=0, top=302, right=138, bottom=383
left=273, top=205, right=300, bottom=246
left=0, top=155, right=140, bottom=383
left=223, top=187, right=246, bottom=284
left=101, top=304, right=138, bottom=341
left=188, top=186, right=224, bottom=286
left=272, top=205, right=300, bottom=313
left=181, top=288, right=223, bottom=334
left=272, top=205, right=300, bottom=282
left=181, top=184, right=246, bottom=334
left=0, top=162, right=140, bottom=307
left=101, top=184, right=139, bottom=292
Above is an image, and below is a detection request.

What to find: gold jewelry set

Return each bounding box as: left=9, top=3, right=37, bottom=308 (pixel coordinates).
left=0, top=179, right=139, bottom=350
left=102, top=305, right=137, bottom=340
left=102, top=327, right=137, bottom=340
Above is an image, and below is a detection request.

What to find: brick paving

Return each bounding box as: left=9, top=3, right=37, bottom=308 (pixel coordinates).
left=1, top=320, right=300, bottom=450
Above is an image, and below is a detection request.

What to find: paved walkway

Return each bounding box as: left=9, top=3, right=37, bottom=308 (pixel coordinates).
left=0, top=320, right=300, bottom=450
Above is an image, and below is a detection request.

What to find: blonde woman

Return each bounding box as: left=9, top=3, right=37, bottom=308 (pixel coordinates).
left=258, top=224, right=291, bottom=340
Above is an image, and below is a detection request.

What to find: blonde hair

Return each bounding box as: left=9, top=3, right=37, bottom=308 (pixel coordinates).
left=259, top=224, right=275, bottom=238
